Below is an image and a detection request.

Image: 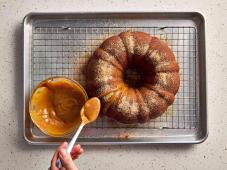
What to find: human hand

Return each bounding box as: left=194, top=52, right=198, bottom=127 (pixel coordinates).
left=50, top=142, right=83, bottom=170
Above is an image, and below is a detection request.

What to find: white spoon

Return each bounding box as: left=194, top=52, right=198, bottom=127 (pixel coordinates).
left=56, top=97, right=101, bottom=168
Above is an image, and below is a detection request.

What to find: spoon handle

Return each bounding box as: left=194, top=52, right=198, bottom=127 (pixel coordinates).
left=67, top=123, right=84, bottom=153
left=56, top=123, right=84, bottom=168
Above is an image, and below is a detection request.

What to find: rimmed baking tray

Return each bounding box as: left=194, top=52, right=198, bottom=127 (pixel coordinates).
left=23, top=12, right=207, bottom=145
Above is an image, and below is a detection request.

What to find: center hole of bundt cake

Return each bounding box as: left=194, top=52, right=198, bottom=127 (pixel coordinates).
left=123, top=68, right=144, bottom=88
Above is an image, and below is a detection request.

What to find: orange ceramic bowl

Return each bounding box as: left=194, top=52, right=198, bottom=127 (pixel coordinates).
left=29, top=77, right=88, bottom=137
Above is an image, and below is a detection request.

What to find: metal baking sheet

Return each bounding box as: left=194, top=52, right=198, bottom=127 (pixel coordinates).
left=23, top=12, right=207, bottom=145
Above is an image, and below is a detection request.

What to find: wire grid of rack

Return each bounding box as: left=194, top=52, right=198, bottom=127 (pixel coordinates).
left=31, top=26, right=197, bottom=131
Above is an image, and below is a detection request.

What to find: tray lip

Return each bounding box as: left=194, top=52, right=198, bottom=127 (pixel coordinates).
left=23, top=11, right=206, bottom=23
left=23, top=132, right=207, bottom=145
left=23, top=14, right=31, bottom=145
left=23, top=11, right=207, bottom=145
left=197, top=11, right=208, bottom=144
left=23, top=140, right=206, bottom=146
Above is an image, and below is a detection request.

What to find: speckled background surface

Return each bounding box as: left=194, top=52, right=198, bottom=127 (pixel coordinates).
left=0, top=0, right=227, bottom=170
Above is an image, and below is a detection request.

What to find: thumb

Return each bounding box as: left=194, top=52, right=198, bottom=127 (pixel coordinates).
left=59, top=148, right=78, bottom=170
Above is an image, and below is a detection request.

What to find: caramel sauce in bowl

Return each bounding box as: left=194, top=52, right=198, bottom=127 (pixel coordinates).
left=29, top=77, right=88, bottom=137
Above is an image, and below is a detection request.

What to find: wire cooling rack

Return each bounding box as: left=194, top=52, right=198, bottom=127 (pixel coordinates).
left=31, top=26, right=197, bottom=130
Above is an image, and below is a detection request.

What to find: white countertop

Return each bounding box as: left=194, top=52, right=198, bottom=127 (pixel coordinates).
left=0, top=0, right=227, bottom=169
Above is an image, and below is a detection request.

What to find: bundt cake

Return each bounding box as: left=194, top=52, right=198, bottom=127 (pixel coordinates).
left=86, top=31, right=180, bottom=124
